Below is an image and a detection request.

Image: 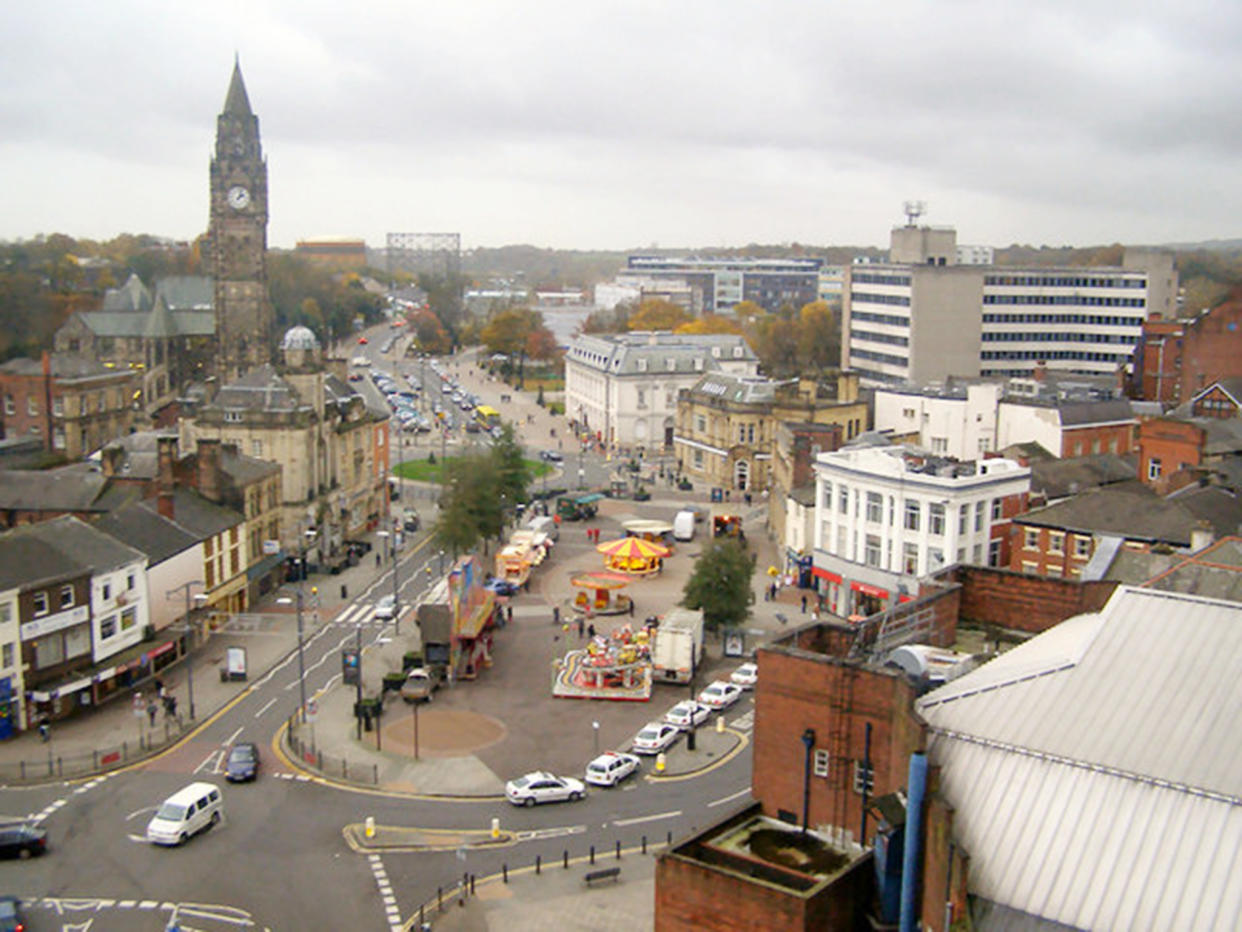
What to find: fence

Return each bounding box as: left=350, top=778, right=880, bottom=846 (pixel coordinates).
left=0, top=717, right=188, bottom=784
left=285, top=714, right=379, bottom=785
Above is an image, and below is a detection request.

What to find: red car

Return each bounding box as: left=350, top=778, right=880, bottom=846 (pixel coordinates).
left=357, top=336, right=368, bottom=345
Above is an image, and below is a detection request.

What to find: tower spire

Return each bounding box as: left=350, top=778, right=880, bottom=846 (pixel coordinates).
left=223, top=56, right=253, bottom=117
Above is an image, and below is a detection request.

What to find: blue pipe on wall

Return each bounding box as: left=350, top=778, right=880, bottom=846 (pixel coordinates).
left=899, top=751, right=928, bottom=932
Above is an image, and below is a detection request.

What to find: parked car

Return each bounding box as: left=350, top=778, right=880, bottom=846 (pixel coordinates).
left=225, top=742, right=260, bottom=782
left=665, top=700, right=712, bottom=731
left=0, top=824, right=47, bottom=859
left=0, top=895, right=25, bottom=932
left=584, top=751, right=641, bottom=787
left=697, top=680, right=743, bottom=710
left=505, top=772, right=586, bottom=806
left=730, top=662, right=758, bottom=689
left=631, top=721, right=680, bottom=755
left=540, top=450, right=564, bottom=462
left=400, top=667, right=441, bottom=703
left=484, top=577, right=519, bottom=596
left=374, top=595, right=397, bottom=620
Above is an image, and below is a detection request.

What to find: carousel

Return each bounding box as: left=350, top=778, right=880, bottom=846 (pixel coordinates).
left=621, top=519, right=675, bottom=550
left=595, top=536, right=670, bottom=576
left=571, top=571, right=633, bottom=615
left=552, top=622, right=653, bottom=701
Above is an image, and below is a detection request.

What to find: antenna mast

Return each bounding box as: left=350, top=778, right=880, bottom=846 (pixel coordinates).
left=903, top=200, right=927, bottom=227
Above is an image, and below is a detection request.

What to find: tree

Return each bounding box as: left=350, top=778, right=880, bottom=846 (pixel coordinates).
left=627, top=298, right=691, bottom=332
left=431, top=425, right=532, bottom=555
left=682, top=538, right=756, bottom=631
left=579, top=305, right=629, bottom=334
left=752, top=314, right=800, bottom=377
left=675, top=313, right=746, bottom=337
left=795, top=301, right=841, bottom=372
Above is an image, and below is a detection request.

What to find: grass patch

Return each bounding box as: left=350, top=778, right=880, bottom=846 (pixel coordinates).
left=393, top=457, right=552, bottom=484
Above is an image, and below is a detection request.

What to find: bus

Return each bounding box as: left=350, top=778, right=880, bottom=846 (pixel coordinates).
left=475, top=405, right=501, bottom=429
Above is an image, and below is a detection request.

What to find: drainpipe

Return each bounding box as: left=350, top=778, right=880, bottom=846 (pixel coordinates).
left=899, top=751, right=928, bottom=932
left=801, top=728, right=816, bottom=835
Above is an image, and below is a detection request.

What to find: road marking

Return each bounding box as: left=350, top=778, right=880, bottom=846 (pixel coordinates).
left=730, top=710, right=755, bottom=732
left=364, top=853, right=402, bottom=932
left=708, top=788, right=752, bottom=808
left=224, top=726, right=244, bottom=745
left=514, top=824, right=587, bottom=840
left=195, top=748, right=226, bottom=775
left=612, top=810, right=681, bottom=827
left=254, top=697, right=279, bottom=717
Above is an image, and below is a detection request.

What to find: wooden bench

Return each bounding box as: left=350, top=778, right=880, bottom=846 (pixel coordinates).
left=583, top=866, right=621, bottom=886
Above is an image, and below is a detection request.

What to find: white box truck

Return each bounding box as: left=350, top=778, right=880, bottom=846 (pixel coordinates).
left=651, top=607, right=705, bottom=683
left=673, top=510, right=696, bottom=541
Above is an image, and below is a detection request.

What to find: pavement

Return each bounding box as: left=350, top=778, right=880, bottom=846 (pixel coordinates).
left=0, top=344, right=820, bottom=929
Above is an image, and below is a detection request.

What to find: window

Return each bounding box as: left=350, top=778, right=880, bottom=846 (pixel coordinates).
left=852, top=760, right=874, bottom=794
left=27, top=395, right=38, bottom=416
left=59, top=585, right=74, bottom=609
left=865, top=534, right=882, bottom=567
left=695, top=415, right=706, bottom=433
left=974, top=501, right=985, bottom=531
left=52, top=428, right=66, bottom=450
left=931, top=437, right=948, bottom=454
left=33, top=591, right=49, bottom=616
left=121, top=607, right=136, bottom=631
left=1022, top=560, right=1039, bottom=574
left=989, top=540, right=1002, bottom=567
left=636, top=389, right=647, bottom=409
left=693, top=358, right=703, bottom=371
left=1074, top=537, right=1092, bottom=559
left=127, top=572, right=135, bottom=591
left=866, top=492, right=882, bottom=523
left=636, top=358, right=648, bottom=372
left=225, top=411, right=243, bottom=423
left=1024, top=528, right=1040, bottom=550
left=972, top=543, right=983, bottom=564
left=738, top=425, right=746, bottom=443
left=903, top=542, right=919, bottom=575
left=2, top=395, right=12, bottom=415
left=958, top=505, right=969, bottom=535
left=1, top=643, right=12, bottom=668
left=1147, top=457, right=1162, bottom=481
left=1048, top=531, right=1065, bottom=555
left=100, top=615, right=117, bottom=639
left=991, top=498, right=1002, bottom=520
left=927, top=547, right=945, bottom=570
left=821, top=481, right=833, bottom=509
left=251, top=440, right=262, bottom=457
left=747, top=424, right=755, bottom=444
left=665, top=357, right=676, bottom=371
left=1046, top=564, right=1064, bottom=578
left=693, top=449, right=704, bottom=468
left=812, top=749, right=830, bottom=778
left=838, top=487, right=849, bottom=515
left=52, top=396, right=64, bottom=416
left=904, top=500, right=920, bottom=531
left=102, top=582, right=111, bottom=601
left=929, top=503, right=945, bottom=536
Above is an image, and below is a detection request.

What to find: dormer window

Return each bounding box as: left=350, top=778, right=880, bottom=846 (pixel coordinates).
left=225, top=411, right=243, bottom=423
left=666, top=358, right=676, bottom=371
left=693, top=358, right=704, bottom=371
left=636, top=358, right=648, bottom=372
left=732, top=345, right=743, bottom=358
left=711, top=346, right=722, bottom=358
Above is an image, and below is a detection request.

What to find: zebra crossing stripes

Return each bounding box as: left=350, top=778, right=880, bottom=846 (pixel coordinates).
left=331, top=603, right=380, bottom=626
left=367, top=853, right=403, bottom=931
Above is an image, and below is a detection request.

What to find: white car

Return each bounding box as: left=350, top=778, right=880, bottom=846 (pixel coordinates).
left=697, top=680, right=743, bottom=710
left=584, top=751, right=641, bottom=787
left=505, top=771, right=586, bottom=807
left=632, top=721, right=679, bottom=755
left=373, top=595, right=397, bottom=620
left=730, top=662, right=758, bottom=689
left=665, top=700, right=712, bottom=731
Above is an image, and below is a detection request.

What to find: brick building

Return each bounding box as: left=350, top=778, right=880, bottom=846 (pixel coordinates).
left=1129, top=287, right=1242, bottom=404
left=0, top=352, right=138, bottom=459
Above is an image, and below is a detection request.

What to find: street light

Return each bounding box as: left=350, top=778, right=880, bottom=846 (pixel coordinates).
left=277, top=528, right=318, bottom=724
left=377, top=525, right=401, bottom=636
left=165, top=581, right=207, bottom=721
left=592, top=720, right=600, bottom=758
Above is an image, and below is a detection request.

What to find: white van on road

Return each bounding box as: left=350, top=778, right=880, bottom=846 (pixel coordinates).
left=673, top=510, right=696, bottom=541
left=146, top=782, right=223, bottom=846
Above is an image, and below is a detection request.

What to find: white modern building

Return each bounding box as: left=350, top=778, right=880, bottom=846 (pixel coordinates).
left=843, top=222, right=1176, bottom=386
left=593, top=277, right=699, bottom=314
left=0, top=585, right=20, bottom=739
left=872, top=382, right=1002, bottom=460
left=564, top=331, right=758, bottom=450
left=625, top=256, right=823, bottom=314
left=811, top=446, right=1030, bottom=616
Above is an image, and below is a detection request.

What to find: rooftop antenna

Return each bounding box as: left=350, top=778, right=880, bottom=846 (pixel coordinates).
left=903, top=200, right=927, bottom=227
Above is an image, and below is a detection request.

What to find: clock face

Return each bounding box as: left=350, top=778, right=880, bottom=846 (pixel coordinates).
left=227, top=186, right=251, bottom=210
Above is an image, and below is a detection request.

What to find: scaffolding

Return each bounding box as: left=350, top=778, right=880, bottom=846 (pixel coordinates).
left=385, top=232, right=461, bottom=280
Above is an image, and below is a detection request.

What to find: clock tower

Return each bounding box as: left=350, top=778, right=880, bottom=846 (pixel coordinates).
left=209, top=58, right=272, bottom=378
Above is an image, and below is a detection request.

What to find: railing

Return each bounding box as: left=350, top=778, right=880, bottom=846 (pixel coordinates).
left=0, top=717, right=188, bottom=785
left=285, top=714, right=379, bottom=785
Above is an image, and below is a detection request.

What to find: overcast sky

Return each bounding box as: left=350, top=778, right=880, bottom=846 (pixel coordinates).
left=2, top=1, right=1239, bottom=252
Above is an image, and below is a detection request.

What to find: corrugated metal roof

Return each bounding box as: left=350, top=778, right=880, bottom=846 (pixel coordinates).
left=917, top=587, right=1242, bottom=930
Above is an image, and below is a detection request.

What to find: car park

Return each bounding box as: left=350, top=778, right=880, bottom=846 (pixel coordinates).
left=697, top=680, right=743, bottom=710
left=374, top=595, right=397, bottom=620
left=631, top=721, right=680, bottom=755
left=505, top=772, right=586, bottom=806
left=0, top=823, right=47, bottom=859
left=665, top=700, right=712, bottom=730
left=584, top=751, right=641, bottom=787
left=225, top=742, right=260, bottom=782
left=400, top=667, right=441, bottom=703
left=730, top=662, right=758, bottom=689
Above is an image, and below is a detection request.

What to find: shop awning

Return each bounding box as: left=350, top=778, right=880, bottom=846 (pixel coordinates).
left=247, top=551, right=286, bottom=581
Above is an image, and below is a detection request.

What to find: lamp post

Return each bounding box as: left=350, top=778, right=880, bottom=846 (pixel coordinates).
left=166, top=581, right=205, bottom=721
left=354, top=618, right=364, bottom=740
left=277, top=528, right=317, bottom=723
left=592, top=720, right=600, bottom=758
left=377, top=526, right=401, bottom=636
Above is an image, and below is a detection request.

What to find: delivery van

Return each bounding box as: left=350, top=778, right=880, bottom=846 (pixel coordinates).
left=527, top=514, right=559, bottom=542
left=673, top=510, right=696, bottom=542
left=146, top=782, right=223, bottom=846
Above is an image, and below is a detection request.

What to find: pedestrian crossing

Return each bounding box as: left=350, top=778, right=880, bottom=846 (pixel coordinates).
left=330, top=603, right=388, bottom=627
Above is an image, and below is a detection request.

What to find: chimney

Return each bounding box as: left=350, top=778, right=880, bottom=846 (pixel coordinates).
left=197, top=437, right=223, bottom=503
left=1190, top=519, right=1215, bottom=553
left=157, top=490, right=175, bottom=521
left=100, top=443, right=124, bottom=478
left=1033, top=360, right=1048, bottom=383
left=156, top=434, right=178, bottom=494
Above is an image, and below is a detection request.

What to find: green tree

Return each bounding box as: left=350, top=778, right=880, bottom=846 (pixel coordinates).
left=752, top=314, right=800, bottom=377
left=626, top=297, right=691, bottom=331
left=795, top=301, right=841, bottom=372
left=431, top=425, right=532, bottom=555
left=682, top=538, right=756, bottom=631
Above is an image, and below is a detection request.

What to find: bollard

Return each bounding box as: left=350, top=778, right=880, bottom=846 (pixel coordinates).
left=471, top=874, right=475, bottom=895
left=536, top=855, right=541, bottom=875
left=655, top=751, right=666, bottom=773
left=667, top=830, right=672, bottom=846
left=563, top=850, right=569, bottom=870
left=364, top=816, right=375, bottom=839
left=642, top=835, right=647, bottom=854
left=437, top=887, right=442, bottom=912
left=503, top=863, right=508, bottom=884
left=341, top=584, right=348, bottom=599
left=616, top=840, right=621, bottom=860
left=590, top=845, right=595, bottom=865
left=716, top=715, right=725, bottom=733
left=491, top=817, right=500, bottom=839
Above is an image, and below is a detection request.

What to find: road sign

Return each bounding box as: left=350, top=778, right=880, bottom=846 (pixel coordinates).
left=305, top=698, right=319, bottom=723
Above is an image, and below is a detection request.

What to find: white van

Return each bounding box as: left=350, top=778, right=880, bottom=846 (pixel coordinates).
left=527, top=514, right=559, bottom=542
left=146, top=782, right=223, bottom=846
left=673, top=510, right=696, bottom=542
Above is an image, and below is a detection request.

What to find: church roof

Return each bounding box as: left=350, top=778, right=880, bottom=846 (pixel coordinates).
left=102, top=273, right=152, bottom=312
left=223, top=58, right=253, bottom=116
left=155, top=276, right=214, bottom=311
left=144, top=294, right=177, bottom=338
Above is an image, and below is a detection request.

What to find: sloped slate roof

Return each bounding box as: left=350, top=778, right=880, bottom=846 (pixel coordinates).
left=0, top=354, right=118, bottom=379
left=1016, top=485, right=1198, bottom=544
left=1029, top=453, right=1136, bottom=501
left=95, top=503, right=198, bottom=565
left=211, top=365, right=302, bottom=412
left=102, top=273, right=152, bottom=311
left=1057, top=398, right=1134, bottom=426
left=1105, top=536, right=1242, bottom=602
left=0, top=515, right=144, bottom=590
left=0, top=463, right=109, bottom=512
left=917, top=587, right=1242, bottom=930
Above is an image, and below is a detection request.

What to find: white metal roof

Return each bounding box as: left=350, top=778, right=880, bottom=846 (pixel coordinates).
left=917, top=586, right=1242, bottom=930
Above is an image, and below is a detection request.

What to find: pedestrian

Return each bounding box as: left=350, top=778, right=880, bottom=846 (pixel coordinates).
left=577, top=616, right=584, bottom=638
left=801, top=594, right=808, bottom=614
left=553, top=605, right=561, bottom=626
left=155, top=677, right=166, bottom=699
left=506, top=605, right=513, bottom=625
left=745, top=491, right=752, bottom=506
left=587, top=622, right=596, bottom=640
left=376, top=552, right=381, bottom=568
left=147, top=701, right=158, bottom=727
left=167, top=695, right=178, bottom=720
left=628, top=599, right=635, bottom=617
left=38, top=715, right=50, bottom=743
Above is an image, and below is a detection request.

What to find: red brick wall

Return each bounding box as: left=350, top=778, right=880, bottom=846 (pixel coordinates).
left=0, top=370, right=50, bottom=447
left=1061, top=422, right=1136, bottom=458
left=1180, top=292, right=1242, bottom=403
left=1137, top=418, right=1203, bottom=491
left=752, top=648, right=923, bottom=844
left=947, top=564, right=1115, bottom=634
left=921, top=774, right=971, bottom=932
left=1132, top=319, right=1184, bottom=403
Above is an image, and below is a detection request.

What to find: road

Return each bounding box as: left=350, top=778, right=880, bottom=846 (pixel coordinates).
left=0, top=324, right=747, bottom=931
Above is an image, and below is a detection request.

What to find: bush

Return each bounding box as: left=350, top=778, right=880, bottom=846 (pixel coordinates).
left=428, top=451, right=436, bottom=464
